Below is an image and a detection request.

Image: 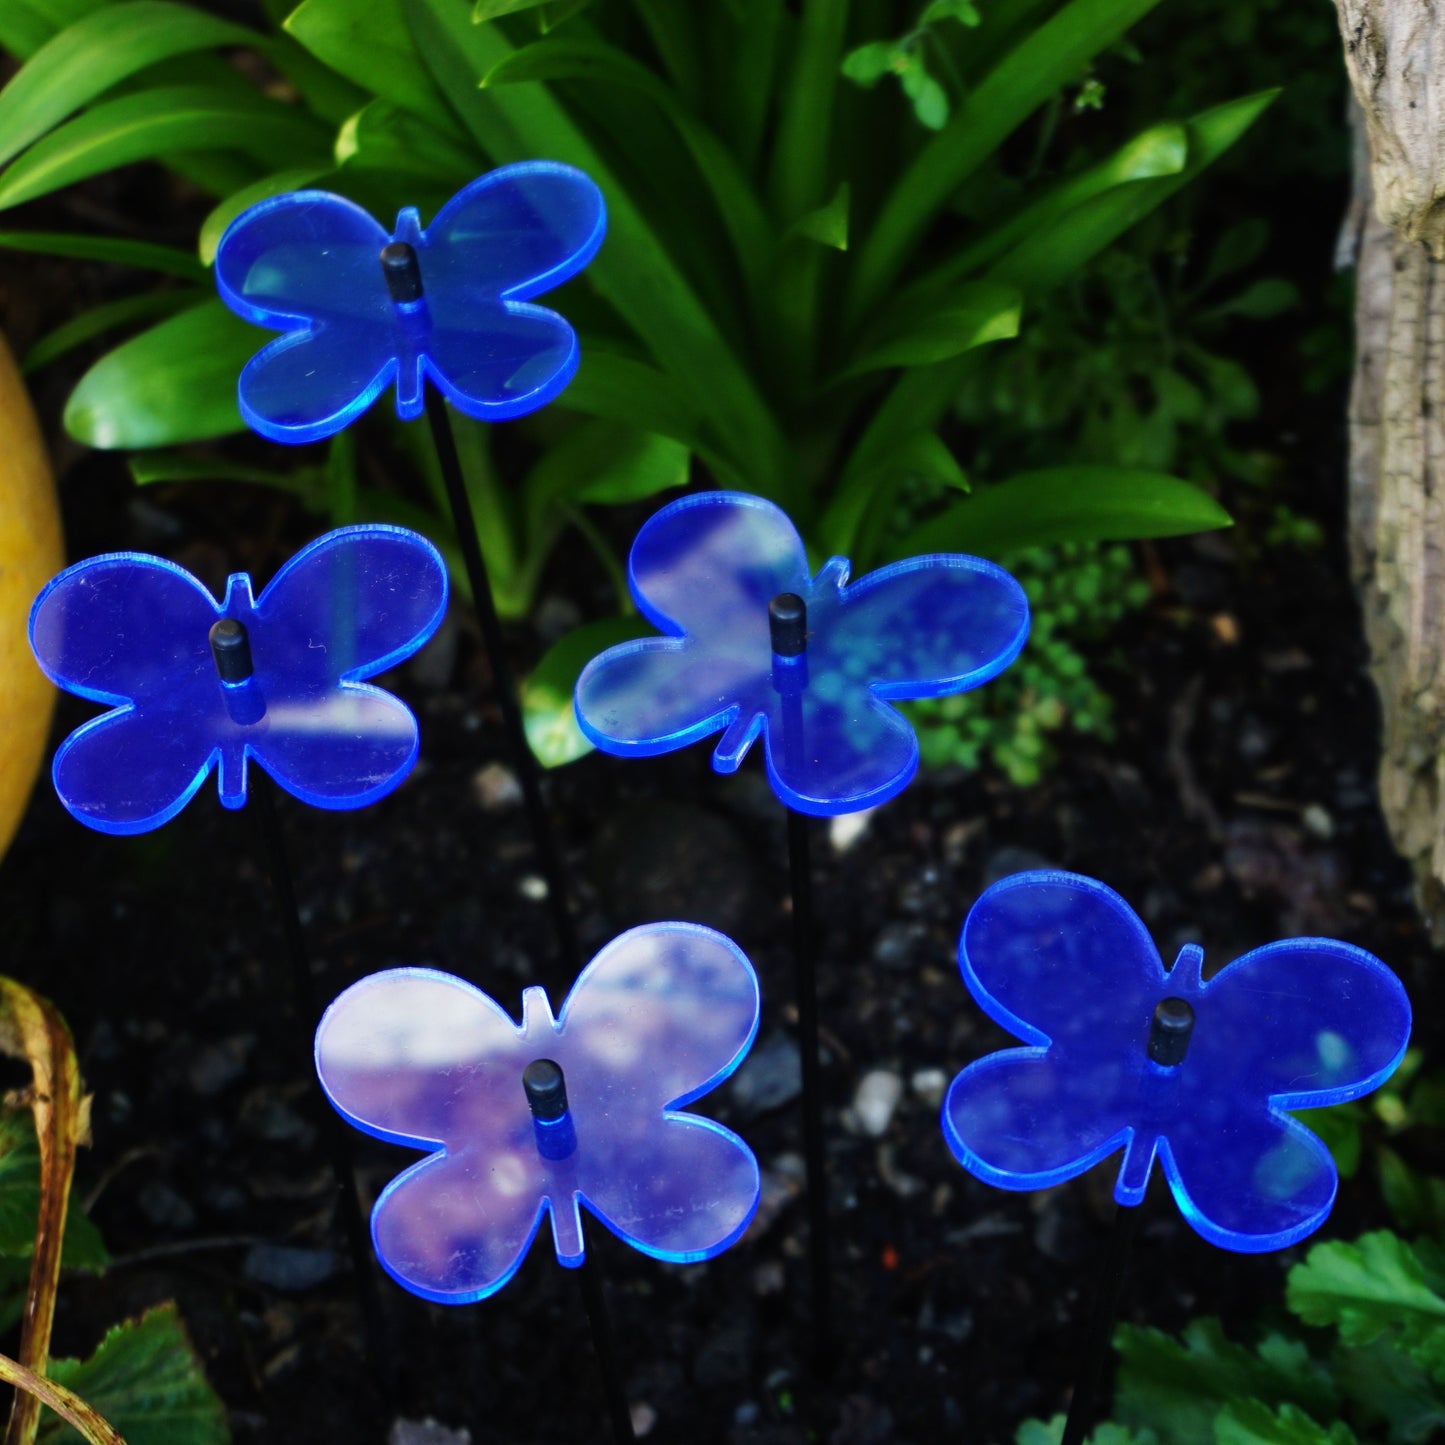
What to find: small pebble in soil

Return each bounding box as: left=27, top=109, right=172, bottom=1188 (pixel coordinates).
left=388, top=1420, right=472, bottom=1445
left=136, top=1179, right=196, bottom=1232
left=872, top=920, right=926, bottom=970
left=981, top=845, right=1055, bottom=887
left=187, top=1035, right=254, bottom=1096
left=1302, top=802, right=1334, bottom=839
left=630, top=1403, right=657, bottom=1438
left=828, top=808, right=875, bottom=853
left=726, top=1032, right=801, bottom=1120
left=694, top=1323, right=752, bottom=1387
left=846, top=1070, right=903, bottom=1138
left=751, top=1259, right=786, bottom=1296
left=242, top=1244, right=338, bottom=1293
left=910, top=1067, right=948, bottom=1107
left=470, top=762, right=522, bottom=812
left=517, top=874, right=549, bottom=901
left=743, top=1155, right=804, bottom=1241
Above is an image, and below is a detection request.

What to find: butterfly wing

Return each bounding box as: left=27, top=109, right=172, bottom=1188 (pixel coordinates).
left=315, top=968, right=546, bottom=1303
left=575, top=492, right=809, bottom=761
left=1156, top=938, right=1411, bottom=1251
left=215, top=191, right=398, bottom=443
left=943, top=871, right=1166, bottom=1191
left=29, top=555, right=225, bottom=833
left=418, top=162, right=607, bottom=422
left=549, top=923, right=761, bottom=1263
left=246, top=525, right=448, bottom=810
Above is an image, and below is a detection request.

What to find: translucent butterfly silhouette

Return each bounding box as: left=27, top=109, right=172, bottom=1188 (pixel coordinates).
left=943, top=870, right=1412, bottom=1252
left=574, top=491, right=1030, bottom=816
left=315, top=923, right=761, bottom=1302
left=215, top=161, right=607, bottom=444
left=29, top=525, right=448, bottom=835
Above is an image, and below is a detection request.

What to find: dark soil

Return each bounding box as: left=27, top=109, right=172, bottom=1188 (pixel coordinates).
left=0, top=381, right=1435, bottom=1445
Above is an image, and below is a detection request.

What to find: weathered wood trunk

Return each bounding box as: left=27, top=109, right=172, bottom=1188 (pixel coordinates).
left=1335, top=1, right=1445, bottom=938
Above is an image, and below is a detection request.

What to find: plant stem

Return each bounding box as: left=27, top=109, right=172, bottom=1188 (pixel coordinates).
left=1061, top=1201, right=1141, bottom=1445
left=787, top=805, right=834, bottom=1373
left=422, top=388, right=581, bottom=981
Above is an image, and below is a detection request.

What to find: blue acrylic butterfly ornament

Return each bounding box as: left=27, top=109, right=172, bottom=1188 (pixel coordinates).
left=942, top=870, right=1412, bottom=1252
left=29, top=525, right=448, bottom=835
left=574, top=491, right=1030, bottom=816
left=315, top=922, right=762, bottom=1303
left=214, top=161, right=607, bottom=443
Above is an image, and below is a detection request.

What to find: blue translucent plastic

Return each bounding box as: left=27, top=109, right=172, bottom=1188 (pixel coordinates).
left=29, top=525, right=448, bottom=834
left=942, top=870, right=1412, bottom=1253
left=314, top=923, right=761, bottom=1303
left=214, top=162, right=607, bottom=443
left=574, top=491, right=1030, bottom=816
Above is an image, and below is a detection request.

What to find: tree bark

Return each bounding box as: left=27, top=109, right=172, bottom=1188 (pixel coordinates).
left=1336, top=1, right=1445, bottom=938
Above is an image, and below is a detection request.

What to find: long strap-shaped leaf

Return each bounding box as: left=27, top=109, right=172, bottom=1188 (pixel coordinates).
left=404, top=0, right=793, bottom=504
left=0, top=0, right=257, bottom=170
left=0, top=1354, right=122, bottom=1445
left=846, top=0, right=1165, bottom=329
left=0, top=979, right=86, bottom=1445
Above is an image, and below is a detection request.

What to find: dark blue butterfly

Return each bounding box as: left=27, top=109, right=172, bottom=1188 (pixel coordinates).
left=215, top=162, right=606, bottom=444
left=943, top=870, right=1412, bottom=1252
left=29, top=526, right=448, bottom=834
left=574, top=491, right=1030, bottom=815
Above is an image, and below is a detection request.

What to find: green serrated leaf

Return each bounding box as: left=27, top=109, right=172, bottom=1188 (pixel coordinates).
left=1014, top=1414, right=1157, bottom=1445
left=64, top=299, right=256, bottom=448
left=0, top=1, right=257, bottom=171
left=840, top=280, right=1021, bottom=379
left=1288, top=1232, right=1445, bottom=1384
left=522, top=616, right=653, bottom=768
left=1114, top=1319, right=1337, bottom=1445
left=0, top=84, right=328, bottom=212
left=42, top=1304, right=229, bottom=1445
left=1333, top=1337, right=1445, bottom=1444
left=23, top=289, right=200, bottom=374
left=0, top=231, right=206, bottom=279
left=1214, top=1400, right=1357, bottom=1445
left=891, top=468, right=1231, bottom=560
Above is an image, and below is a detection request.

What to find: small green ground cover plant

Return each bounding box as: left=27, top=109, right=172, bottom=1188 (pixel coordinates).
left=0, top=0, right=1258, bottom=767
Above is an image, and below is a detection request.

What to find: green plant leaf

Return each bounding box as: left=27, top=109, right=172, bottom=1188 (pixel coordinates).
left=284, top=0, right=463, bottom=139
left=41, top=1304, right=228, bottom=1445
left=558, top=349, right=707, bottom=455
left=890, top=467, right=1231, bottom=560
left=522, top=615, right=653, bottom=768
left=848, top=0, right=1167, bottom=325
left=0, top=1112, right=106, bottom=1275
left=403, top=0, right=789, bottom=499
left=0, top=0, right=132, bottom=62
left=336, top=99, right=477, bottom=183
left=1214, top=1401, right=1357, bottom=1445
left=1332, top=1337, right=1445, bottom=1444
left=130, top=450, right=329, bottom=509
left=0, top=1, right=257, bottom=171
left=768, top=0, right=849, bottom=222
left=1200, top=278, right=1300, bottom=322
left=23, top=289, right=200, bottom=374
left=1014, top=1415, right=1156, bottom=1445
left=197, top=166, right=330, bottom=264
left=472, top=0, right=547, bottom=19
left=987, top=93, right=1277, bottom=299
left=839, top=280, right=1021, bottom=379
left=822, top=428, right=969, bottom=557
left=1288, top=1232, right=1445, bottom=1383
left=911, top=120, right=1188, bottom=293
left=480, top=36, right=772, bottom=293
left=841, top=40, right=898, bottom=89
left=0, top=84, right=329, bottom=212
left=1113, top=1319, right=1337, bottom=1445
left=0, top=230, right=206, bottom=279
left=785, top=180, right=849, bottom=252
left=64, top=299, right=257, bottom=448
left=522, top=418, right=688, bottom=554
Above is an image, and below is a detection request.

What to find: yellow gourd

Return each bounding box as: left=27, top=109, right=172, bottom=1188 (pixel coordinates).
left=0, top=331, right=63, bottom=857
